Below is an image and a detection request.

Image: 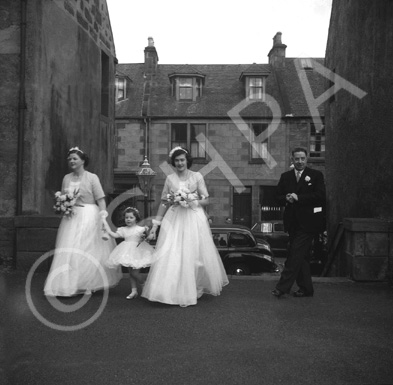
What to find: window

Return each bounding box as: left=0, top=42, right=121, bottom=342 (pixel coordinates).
left=101, top=51, right=109, bottom=117
left=300, top=58, right=313, bottom=70
left=228, top=232, right=253, bottom=248
left=116, top=77, right=127, bottom=102
left=249, top=77, right=263, bottom=99
left=310, top=123, right=325, bottom=158
left=179, top=78, right=193, bottom=100
left=213, top=233, right=228, bottom=247
left=172, top=76, right=203, bottom=101
left=171, top=123, right=206, bottom=159
left=250, top=123, right=269, bottom=161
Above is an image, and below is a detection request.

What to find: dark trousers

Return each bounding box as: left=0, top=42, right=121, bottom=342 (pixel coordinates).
left=276, top=230, right=315, bottom=294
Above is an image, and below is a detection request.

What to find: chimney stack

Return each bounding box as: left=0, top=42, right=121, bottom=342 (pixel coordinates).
left=144, top=36, right=159, bottom=74
left=268, top=32, right=287, bottom=68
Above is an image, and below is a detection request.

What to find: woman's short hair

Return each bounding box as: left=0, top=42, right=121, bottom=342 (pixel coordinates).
left=67, top=147, right=89, bottom=167
left=170, top=147, right=193, bottom=168
left=123, top=207, right=141, bottom=222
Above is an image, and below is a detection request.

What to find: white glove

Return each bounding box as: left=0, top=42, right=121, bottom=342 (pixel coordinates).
left=99, top=210, right=108, bottom=219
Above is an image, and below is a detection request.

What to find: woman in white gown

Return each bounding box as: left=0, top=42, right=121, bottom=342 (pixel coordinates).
left=142, top=147, right=229, bottom=307
left=44, top=147, right=122, bottom=297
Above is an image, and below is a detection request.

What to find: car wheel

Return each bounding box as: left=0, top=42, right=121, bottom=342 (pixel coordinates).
left=228, top=263, right=251, bottom=276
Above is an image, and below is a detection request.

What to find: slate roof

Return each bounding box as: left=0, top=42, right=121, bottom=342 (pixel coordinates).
left=116, top=58, right=325, bottom=119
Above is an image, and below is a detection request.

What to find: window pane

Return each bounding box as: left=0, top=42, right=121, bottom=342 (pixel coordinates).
left=190, top=124, right=206, bottom=158
left=171, top=124, right=187, bottom=150
left=310, top=124, right=325, bottom=158
left=180, top=88, right=192, bottom=99
left=249, top=77, right=262, bottom=86
left=251, top=123, right=268, bottom=159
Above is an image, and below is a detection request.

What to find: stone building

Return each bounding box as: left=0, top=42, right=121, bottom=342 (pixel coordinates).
left=114, top=34, right=326, bottom=228
left=0, top=0, right=117, bottom=270
left=325, top=0, right=393, bottom=280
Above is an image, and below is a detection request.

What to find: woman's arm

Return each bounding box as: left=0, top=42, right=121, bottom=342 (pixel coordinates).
left=149, top=201, right=169, bottom=239
left=102, top=219, right=122, bottom=239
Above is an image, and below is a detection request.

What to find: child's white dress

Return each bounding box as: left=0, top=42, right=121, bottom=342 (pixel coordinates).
left=106, top=225, right=154, bottom=269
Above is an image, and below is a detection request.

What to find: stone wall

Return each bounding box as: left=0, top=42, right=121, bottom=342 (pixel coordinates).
left=0, top=0, right=117, bottom=269
left=325, top=0, right=393, bottom=276
left=344, top=218, right=392, bottom=281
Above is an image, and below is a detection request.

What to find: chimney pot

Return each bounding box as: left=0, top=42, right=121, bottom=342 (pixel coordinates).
left=148, top=37, right=154, bottom=47
left=273, top=32, right=282, bottom=46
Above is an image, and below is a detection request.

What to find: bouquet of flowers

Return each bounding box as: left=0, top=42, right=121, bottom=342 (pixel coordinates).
left=164, top=188, right=203, bottom=210
left=137, top=226, right=154, bottom=247
left=53, top=189, right=81, bottom=217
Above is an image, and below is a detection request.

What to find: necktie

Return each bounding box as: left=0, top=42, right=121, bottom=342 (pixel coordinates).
left=296, top=171, right=301, bottom=182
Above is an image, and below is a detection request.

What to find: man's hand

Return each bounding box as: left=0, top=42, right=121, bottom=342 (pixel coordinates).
left=286, top=193, right=298, bottom=203
left=286, top=193, right=294, bottom=203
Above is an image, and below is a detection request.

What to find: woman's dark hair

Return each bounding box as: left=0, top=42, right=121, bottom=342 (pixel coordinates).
left=67, top=147, right=89, bottom=167
left=170, top=147, right=193, bottom=169
left=123, top=207, right=141, bottom=222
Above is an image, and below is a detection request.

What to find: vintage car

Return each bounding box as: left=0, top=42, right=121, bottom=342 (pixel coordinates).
left=211, top=224, right=279, bottom=276
left=251, top=220, right=327, bottom=275
left=251, top=220, right=289, bottom=258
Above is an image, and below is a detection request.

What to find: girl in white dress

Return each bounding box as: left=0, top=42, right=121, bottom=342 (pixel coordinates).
left=103, top=207, right=154, bottom=299
left=44, top=147, right=122, bottom=297
left=142, top=147, right=229, bottom=307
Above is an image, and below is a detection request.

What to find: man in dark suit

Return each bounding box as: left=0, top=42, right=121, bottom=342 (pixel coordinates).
left=271, top=148, right=326, bottom=298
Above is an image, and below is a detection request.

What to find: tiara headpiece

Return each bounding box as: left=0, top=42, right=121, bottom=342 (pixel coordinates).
left=169, top=146, right=188, bottom=158
left=68, top=146, right=84, bottom=154
left=124, top=206, right=139, bottom=215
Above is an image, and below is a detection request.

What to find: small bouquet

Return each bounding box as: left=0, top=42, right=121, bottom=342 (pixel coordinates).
left=53, top=189, right=82, bottom=217
left=137, top=226, right=153, bottom=247
left=164, top=188, right=203, bottom=210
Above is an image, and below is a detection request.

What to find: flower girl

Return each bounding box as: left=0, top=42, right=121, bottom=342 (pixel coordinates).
left=103, top=207, right=154, bottom=299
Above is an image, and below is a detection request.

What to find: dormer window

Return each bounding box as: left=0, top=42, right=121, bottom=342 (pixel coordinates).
left=239, top=65, right=270, bottom=102
left=300, top=58, right=313, bottom=70
left=115, top=76, right=127, bottom=102
left=169, top=69, right=205, bottom=102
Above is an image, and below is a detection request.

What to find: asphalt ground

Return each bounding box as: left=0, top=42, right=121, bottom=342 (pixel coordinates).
left=1, top=271, right=393, bottom=385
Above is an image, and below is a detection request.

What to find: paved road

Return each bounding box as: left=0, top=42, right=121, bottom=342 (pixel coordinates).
left=2, top=272, right=393, bottom=385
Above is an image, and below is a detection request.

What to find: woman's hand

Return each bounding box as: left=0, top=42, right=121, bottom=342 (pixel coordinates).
left=148, top=228, right=157, bottom=240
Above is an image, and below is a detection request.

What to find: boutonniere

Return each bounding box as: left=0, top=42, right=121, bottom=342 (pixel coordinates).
left=305, top=176, right=311, bottom=182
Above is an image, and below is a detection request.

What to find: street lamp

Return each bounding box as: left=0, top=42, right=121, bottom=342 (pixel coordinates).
left=137, top=156, right=156, bottom=218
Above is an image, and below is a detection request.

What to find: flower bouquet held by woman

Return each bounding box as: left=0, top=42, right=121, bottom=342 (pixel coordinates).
left=44, top=147, right=122, bottom=297
left=141, top=146, right=228, bottom=307
left=53, top=188, right=83, bottom=217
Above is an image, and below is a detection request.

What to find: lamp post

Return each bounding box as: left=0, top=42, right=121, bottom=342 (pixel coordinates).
left=137, top=156, right=156, bottom=218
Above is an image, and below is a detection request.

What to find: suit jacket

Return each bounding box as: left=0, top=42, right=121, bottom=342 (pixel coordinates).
left=277, top=167, right=326, bottom=233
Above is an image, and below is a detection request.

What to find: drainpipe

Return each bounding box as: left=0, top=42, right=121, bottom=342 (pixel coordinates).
left=143, top=118, right=150, bottom=159
left=16, top=0, right=27, bottom=215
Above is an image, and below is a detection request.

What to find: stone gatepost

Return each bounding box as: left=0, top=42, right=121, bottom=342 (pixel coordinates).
left=344, top=218, right=392, bottom=281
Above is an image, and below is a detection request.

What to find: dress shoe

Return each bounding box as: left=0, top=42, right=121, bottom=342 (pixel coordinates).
left=126, top=291, right=138, bottom=300
left=293, top=290, right=313, bottom=298
left=271, top=288, right=285, bottom=298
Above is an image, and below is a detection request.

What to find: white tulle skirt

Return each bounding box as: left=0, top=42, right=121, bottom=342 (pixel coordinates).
left=44, top=204, right=123, bottom=297
left=106, top=240, right=154, bottom=269
left=141, top=205, right=229, bottom=307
